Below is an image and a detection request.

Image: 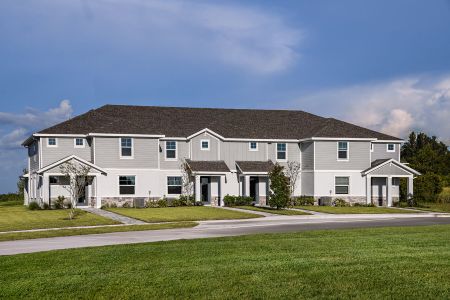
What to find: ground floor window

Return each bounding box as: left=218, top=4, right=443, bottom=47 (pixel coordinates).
left=335, top=177, right=349, bottom=194
left=119, top=176, right=135, bottom=195
left=49, top=176, right=58, bottom=184
left=167, top=176, right=182, bottom=195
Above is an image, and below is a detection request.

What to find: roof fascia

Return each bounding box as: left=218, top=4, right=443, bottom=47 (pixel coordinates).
left=37, top=155, right=107, bottom=175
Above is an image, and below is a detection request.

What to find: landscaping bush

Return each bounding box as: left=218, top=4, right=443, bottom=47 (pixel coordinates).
left=333, top=198, right=349, bottom=207
left=268, top=164, right=290, bottom=209
left=28, top=201, right=41, bottom=210
left=414, top=173, right=443, bottom=203
left=122, top=202, right=132, bottom=208
left=144, top=199, right=158, bottom=208
left=353, top=202, right=376, bottom=207
left=193, top=201, right=204, bottom=206
left=157, top=198, right=168, bottom=208
left=54, top=196, right=65, bottom=209
left=42, top=202, right=50, bottom=210
left=293, top=196, right=314, bottom=206
left=235, top=196, right=253, bottom=206
left=223, top=194, right=236, bottom=207
left=171, top=195, right=194, bottom=207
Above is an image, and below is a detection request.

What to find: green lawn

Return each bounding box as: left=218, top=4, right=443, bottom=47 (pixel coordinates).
left=296, top=206, right=421, bottom=214
left=0, top=205, right=118, bottom=232
left=415, top=202, right=450, bottom=213
left=106, top=206, right=261, bottom=222
left=0, top=222, right=197, bottom=242
left=1, top=225, right=449, bottom=299
left=236, top=206, right=310, bottom=215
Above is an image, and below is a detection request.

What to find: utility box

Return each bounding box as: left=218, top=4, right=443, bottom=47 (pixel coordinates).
left=319, top=197, right=332, bottom=206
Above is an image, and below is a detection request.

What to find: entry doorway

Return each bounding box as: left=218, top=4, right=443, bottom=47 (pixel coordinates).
left=200, top=176, right=211, bottom=203
left=249, top=176, right=259, bottom=203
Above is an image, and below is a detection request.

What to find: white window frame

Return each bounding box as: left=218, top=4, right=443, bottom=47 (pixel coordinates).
left=118, top=175, right=136, bottom=195
left=166, top=176, right=182, bottom=196
left=119, top=138, right=134, bottom=159
left=249, top=142, right=258, bottom=151
left=337, top=141, right=349, bottom=161
left=334, top=176, right=350, bottom=195
left=200, top=139, right=210, bottom=151
left=74, top=138, right=85, bottom=148
left=47, top=138, right=58, bottom=147
left=165, top=141, right=177, bottom=160
left=386, top=143, right=395, bottom=152
left=276, top=143, right=287, bottom=161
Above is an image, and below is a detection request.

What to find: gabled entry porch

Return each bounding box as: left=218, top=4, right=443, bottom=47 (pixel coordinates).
left=236, top=161, right=274, bottom=206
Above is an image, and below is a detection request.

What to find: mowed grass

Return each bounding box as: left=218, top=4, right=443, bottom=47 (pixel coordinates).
left=106, top=206, right=261, bottom=222
left=1, top=225, right=450, bottom=299
left=236, top=206, right=310, bottom=215
left=0, top=222, right=197, bottom=242
left=0, top=205, right=118, bottom=232
left=297, top=206, right=420, bottom=214
left=415, top=202, right=450, bottom=213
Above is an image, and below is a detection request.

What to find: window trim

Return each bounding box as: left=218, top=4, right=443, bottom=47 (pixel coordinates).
left=334, top=176, right=350, bottom=195
left=165, top=141, right=178, bottom=160
left=276, top=143, right=288, bottom=161
left=200, top=139, right=210, bottom=151
left=249, top=142, right=258, bottom=151
left=119, top=138, right=134, bottom=159
left=118, top=175, right=136, bottom=195
left=386, top=143, right=395, bottom=152
left=337, top=141, right=349, bottom=161
left=166, top=176, right=182, bottom=196
left=47, top=138, right=58, bottom=147
left=74, top=138, right=85, bottom=148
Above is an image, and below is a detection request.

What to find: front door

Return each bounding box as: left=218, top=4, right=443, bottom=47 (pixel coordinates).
left=200, top=176, right=210, bottom=203
left=250, top=176, right=259, bottom=202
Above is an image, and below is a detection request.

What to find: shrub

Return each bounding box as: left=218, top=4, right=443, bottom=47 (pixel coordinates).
left=333, top=198, right=349, bottom=207
left=42, top=202, right=50, bottom=210
left=157, top=198, right=168, bottom=208
left=235, top=196, right=253, bottom=206
left=54, top=196, right=65, bottom=209
left=437, top=194, right=450, bottom=204
left=268, top=164, right=290, bottom=209
left=414, top=173, right=443, bottom=203
left=223, top=195, right=236, bottom=207
left=293, top=196, right=314, bottom=206
left=193, top=201, right=204, bottom=206
left=145, top=199, right=158, bottom=208
left=64, top=199, right=72, bottom=209
left=28, top=201, right=41, bottom=210
left=122, top=202, right=132, bottom=208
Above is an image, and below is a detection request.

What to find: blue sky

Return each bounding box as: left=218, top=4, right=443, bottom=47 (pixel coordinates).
left=1, top=0, right=450, bottom=193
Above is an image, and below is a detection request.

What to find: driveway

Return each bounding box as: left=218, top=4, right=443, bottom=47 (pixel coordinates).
left=0, top=214, right=449, bottom=256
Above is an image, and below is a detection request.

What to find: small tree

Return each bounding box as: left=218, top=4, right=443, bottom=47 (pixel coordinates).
left=180, top=159, right=194, bottom=199
left=285, top=161, right=301, bottom=205
left=60, top=161, right=91, bottom=219
left=268, top=164, right=290, bottom=209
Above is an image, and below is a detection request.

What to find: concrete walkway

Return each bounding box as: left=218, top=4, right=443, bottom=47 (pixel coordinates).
left=80, top=207, right=146, bottom=224
left=288, top=207, right=329, bottom=215
left=219, top=206, right=278, bottom=217
left=1, top=213, right=449, bottom=256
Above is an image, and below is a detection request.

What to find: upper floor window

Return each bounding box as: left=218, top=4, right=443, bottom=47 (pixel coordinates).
left=387, top=144, right=395, bottom=152
left=120, top=138, right=133, bottom=158
left=370, top=143, right=374, bottom=152
left=277, top=143, right=287, bottom=160
left=249, top=142, right=258, bottom=151
left=119, top=176, right=135, bottom=194
left=74, top=138, right=85, bottom=148
left=337, top=141, right=349, bottom=160
left=200, top=140, right=210, bottom=151
left=166, top=141, right=177, bottom=159
left=335, top=177, right=349, bottom=194
left=167, top=176, right=182, bottom=195
left=47, top=138, right=57, bottom=147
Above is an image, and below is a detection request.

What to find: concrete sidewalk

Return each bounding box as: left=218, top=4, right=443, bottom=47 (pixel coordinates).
left=80, top=207, right=146, bottom=224
left=1, top=213, right=449, bottom=256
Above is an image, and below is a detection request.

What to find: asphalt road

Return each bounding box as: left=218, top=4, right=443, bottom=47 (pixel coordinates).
left=0, top=215, right=449, bottom=256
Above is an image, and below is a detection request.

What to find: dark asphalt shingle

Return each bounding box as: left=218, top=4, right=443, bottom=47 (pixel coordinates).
left=236, top=160, right=274, bottom=173
left=185, top=160, right=230, bottom=172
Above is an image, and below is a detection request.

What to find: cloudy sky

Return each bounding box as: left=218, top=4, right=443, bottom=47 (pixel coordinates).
left=1, top=0, right=450, bottom=193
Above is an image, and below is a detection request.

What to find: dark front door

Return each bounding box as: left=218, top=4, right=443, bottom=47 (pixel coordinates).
left=250, top=177, right=259, bottom=201
left=200, top=176, right=210, bottom=202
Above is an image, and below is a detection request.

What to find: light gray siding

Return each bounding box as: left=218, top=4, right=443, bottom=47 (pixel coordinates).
left=29, top=140, right=40, bottom=171
left=370, top=163, right=411, bottom=176
left=160, top=140, right=189, bottom=169
left=268, top=142, right=300, bottom=167
left=191, top=133, right=219, bottom=161
left=221, top=141, right=268, bottom=170
left=301, top=172, right=314, bottom=196
left=301, top=141, right=314, bottom=170
left=95, top=137, right=158, bottom=169
left=371, top=143, right=400, bottom=161
left=314, top=141, right=370, bottom=170
left=42, top=137, right=91, bottom=167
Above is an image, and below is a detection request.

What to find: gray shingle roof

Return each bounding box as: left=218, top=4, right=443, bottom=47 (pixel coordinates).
left=36, top=105, right=401, bottom=140
left=185, top=160, right=230, bottom=173
left=236, top=160, right=274, bottom=173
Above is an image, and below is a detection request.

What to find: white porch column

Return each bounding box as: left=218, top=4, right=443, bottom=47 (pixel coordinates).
left=42, top=174, right=50, bottom=206
left=387, top=176, right=393, bottom=207
left=244, top=175, right=250, bottom=196
left=407, top=176, right=414, bottom=201
left=195, top=175, right=201, bottom=202
left=366, top=176, right=371, bottom=205
left=219, top=175, right=225, bottom=207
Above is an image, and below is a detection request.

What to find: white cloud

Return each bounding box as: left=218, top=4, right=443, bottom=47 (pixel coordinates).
left=292, top=75, right=450, bottom=141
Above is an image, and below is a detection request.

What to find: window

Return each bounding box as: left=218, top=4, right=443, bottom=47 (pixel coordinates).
left=277, top=143, right=287, bottom=160
left=249, top=142, right=258, bottom=151
left=166, top=141, right=177, bottom=159
left=337, top=141, right=349, bottom=160
left=49, top=176, right=58, bottom=184
left=335, top=177, right=349, bottom=194
left=200, top=140, right=210, bottom=150
left=387, top=144, right=395, bottom=152
left=370, top=143, right=374, bottom=152
left=74, top=138, right=84, bottom=148
left=167, top=176, right=182, bottom=194
left=120, top=138, right=133, bottom=157
left=47, top=138, right=57, bottom=147
left=119, top=176, right=135, bottom=194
